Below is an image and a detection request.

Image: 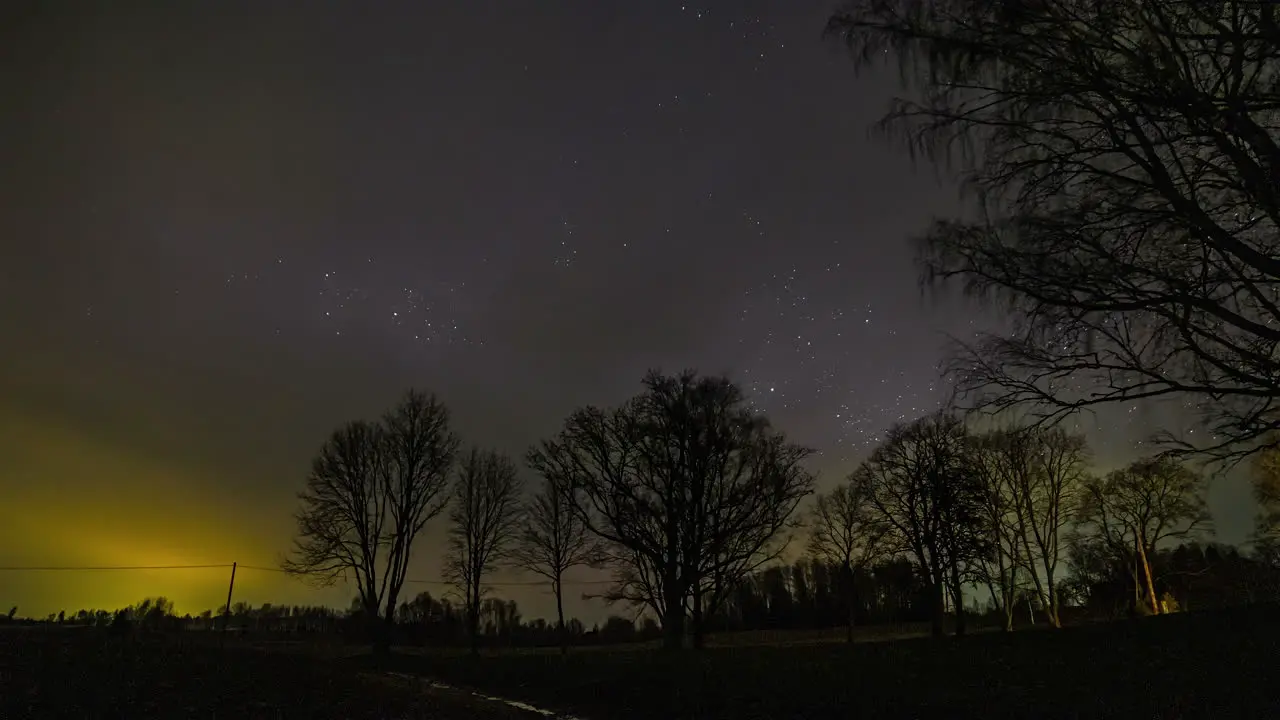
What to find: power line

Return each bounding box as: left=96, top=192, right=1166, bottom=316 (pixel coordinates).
left=236, top=564, right=288, bottom=573
left=0, top=564, right=232, bottom=571
left=0, top=563, right=614, bottom=587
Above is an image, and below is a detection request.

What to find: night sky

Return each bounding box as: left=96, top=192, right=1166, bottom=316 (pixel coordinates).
left=0, top=1, right=1254, bottom=621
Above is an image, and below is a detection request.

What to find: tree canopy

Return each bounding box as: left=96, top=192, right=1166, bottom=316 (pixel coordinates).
left=828, top=0, right=1280, bottom=462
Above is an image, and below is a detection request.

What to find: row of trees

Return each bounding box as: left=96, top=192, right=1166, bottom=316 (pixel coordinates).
left=283, top=374, right=1280, bottom=654
left=285, top=372, right=816, bottom=652
left=806, top=416, right=1226, bottom=637
left=280, top=389, right=610, bottom=654
left=17, top=531, right=1278, bottom=646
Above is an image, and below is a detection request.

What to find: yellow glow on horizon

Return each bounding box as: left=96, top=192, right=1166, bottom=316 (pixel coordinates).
left=0, top=408, right=358, bottom=616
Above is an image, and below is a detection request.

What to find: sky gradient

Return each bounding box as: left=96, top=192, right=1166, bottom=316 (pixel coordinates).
left=0, top=0, right=1256, bottom=621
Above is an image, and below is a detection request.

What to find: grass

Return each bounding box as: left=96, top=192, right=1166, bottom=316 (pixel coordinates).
left=0, top=625, right=523, bottom=719
left=365, top=605, right=1280, bottom=719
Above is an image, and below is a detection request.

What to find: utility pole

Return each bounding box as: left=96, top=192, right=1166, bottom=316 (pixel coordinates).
left=221, top=562, right=237, bottom=647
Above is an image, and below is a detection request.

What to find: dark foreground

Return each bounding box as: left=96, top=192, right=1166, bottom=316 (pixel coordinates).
left=366, top=605, right=1280, bottom=720
left=0, top=627, right=529, bottom=719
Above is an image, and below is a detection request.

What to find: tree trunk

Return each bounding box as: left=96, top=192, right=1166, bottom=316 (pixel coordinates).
left=368, top=608, right=390, bottom=658
left=554, top=578, right=567, bottom=656
left=949, top=564, right=966, bottom=637
left=1044, top=570, right=1061, bottom=628
left=661, top=588, right=685, bottom=650
left=999, top=569, right=1014, bottom=631
left=468, top=605, right=480, bottom=654
left=1137, top=540, right=1161, bottom=615
left=382, top=592, right=400, bottom=654
left=930, top=578, right=946, bottom=638
left=690, top=589, right=705, bottom=650
left=467, top=581, right=482, bottom=655
left=1019, top=533, right=1054, bottom=629
left=843, top=564, right=856, bottom=643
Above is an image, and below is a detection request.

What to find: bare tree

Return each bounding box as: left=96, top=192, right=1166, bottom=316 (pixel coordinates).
left=969, top=426, right=1088, bottom=628
left=854, top=412, right=986, bottom=637
left=968, top=429, right=1030, bottom=631
left=283, top=390, right=458, bottom=654
left=808, top=480, right=889, bottom=642
left=509, top=476, right=601, bottom=654
left=1015, top=427, right=1089, bottom=627
left=828, top=1, right=1280, bottom=464
left=444, top=447, right=524, bottom=653
left=1075, top=456, right=1211, bottom=615
left=528, top=370, right=815, bottom=650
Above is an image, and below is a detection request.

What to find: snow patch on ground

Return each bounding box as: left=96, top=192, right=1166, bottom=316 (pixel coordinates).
left=386, top=672, right=582, bottom=719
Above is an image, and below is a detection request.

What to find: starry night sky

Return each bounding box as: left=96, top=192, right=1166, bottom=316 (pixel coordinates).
left=0, top=1, right=1255, bottom=620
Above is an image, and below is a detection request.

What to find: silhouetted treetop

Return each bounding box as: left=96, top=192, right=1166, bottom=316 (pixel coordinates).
left=828, top=0, right=1280, bottom=463
left=283, top=388, right=459, bottom=655
left=529, top=369, right=815, bottom=649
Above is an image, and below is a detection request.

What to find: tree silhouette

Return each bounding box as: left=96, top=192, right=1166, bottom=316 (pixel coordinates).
left=509, top=475, right=602, bottom=654
left=283, top=389, right=459, bottom=655
left=1014, top=427, right=1089, bottom=627
left=828, top=0, right=1280, bottom=464
left=529, top=370, right=814, bottom=650
left=444, top=447, right=524, bottom=654
left=5, top=607, right=14, bottom=621
left=854, top=413, right=985, bottom=637
left=969, top=429, right=1032, bottom=630
left=1075, top=456, right=1211, bottom=615
left=1250, top=450, right=1280, bottom=563
left=971, top=426, right=1088, bottom=627
left=807, top=480, right=889, bottom=642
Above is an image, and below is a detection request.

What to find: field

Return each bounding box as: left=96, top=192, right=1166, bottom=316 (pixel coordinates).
left=0, top=626, right=528, bottom=719
left=365, top=605, right=1280, bottom=719
left=4, top=607, right=1278, bottom=718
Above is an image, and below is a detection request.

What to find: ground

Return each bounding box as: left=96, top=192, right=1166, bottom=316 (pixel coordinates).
left=365, top=605, right=1280, bottom=719
left=0, top=626, right=529, bottom=719
left=4, top=607, right=1278, bottom=718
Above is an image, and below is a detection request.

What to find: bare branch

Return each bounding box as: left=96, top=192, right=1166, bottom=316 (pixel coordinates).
left=829, top=0, right=1280, bottom=464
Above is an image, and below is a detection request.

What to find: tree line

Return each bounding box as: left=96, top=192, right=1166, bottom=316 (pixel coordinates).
left=280, top=371, right=1280, bottom=653
left=282, top=371, right=813, bottom=653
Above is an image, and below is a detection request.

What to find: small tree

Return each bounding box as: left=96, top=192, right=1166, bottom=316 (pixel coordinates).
left=1076, top=456, right=1210, bottom=615
left=509, top=476, right=601, bottom=654
left=283, top=390, right=459, bottom=655
left=807, top=480, right=889, bottom=642
left=444, top=447, right=524, bottom=653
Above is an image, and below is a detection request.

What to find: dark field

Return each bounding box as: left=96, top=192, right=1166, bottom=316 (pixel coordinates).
left=0, top=626, right=529, bottom=719
left=5, top=608, right=1279, bottom=719
left=367, top=606, right=1280, bottom=720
